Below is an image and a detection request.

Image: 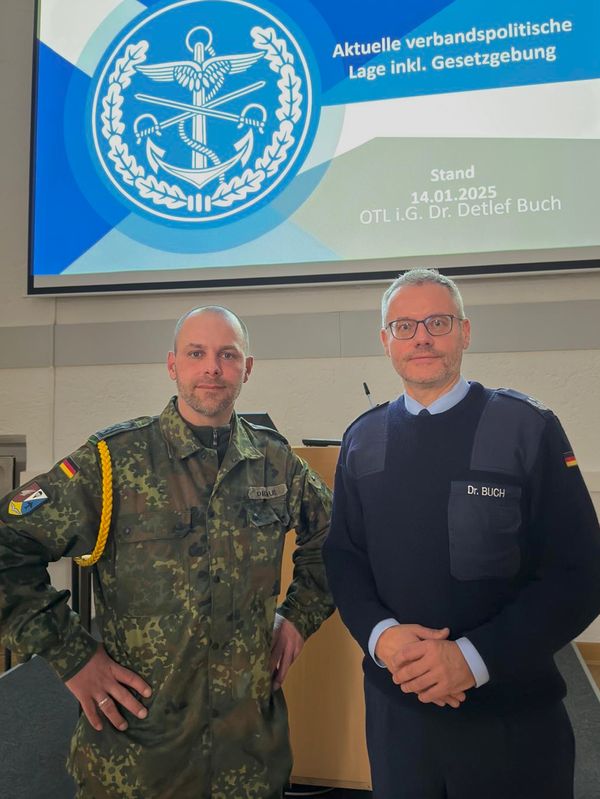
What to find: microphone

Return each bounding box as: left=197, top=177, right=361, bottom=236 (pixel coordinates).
left=363, top=382, right=375, bottom=408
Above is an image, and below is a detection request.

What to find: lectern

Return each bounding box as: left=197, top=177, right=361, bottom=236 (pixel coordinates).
left=279, top=447, right=372, bottom=790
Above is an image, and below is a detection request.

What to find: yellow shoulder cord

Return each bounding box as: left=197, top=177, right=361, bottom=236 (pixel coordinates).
left=74, top=439, right=113, bottom=567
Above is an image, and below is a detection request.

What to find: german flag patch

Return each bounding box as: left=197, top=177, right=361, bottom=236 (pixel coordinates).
left=563, top=451, right=578, bottom=468
left=59, top=457, right=78, bottom=479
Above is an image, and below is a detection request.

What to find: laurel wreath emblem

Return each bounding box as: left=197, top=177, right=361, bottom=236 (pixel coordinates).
left=98, top=26, right=304, bottom=216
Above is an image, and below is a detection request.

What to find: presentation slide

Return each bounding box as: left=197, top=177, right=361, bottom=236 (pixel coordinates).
left=29, top=0, right=600, bottom=293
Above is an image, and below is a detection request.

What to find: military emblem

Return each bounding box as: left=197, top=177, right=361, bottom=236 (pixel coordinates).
left=8, top=483, right=48, bottom=516
left=91, top=0, right=314, bottom=223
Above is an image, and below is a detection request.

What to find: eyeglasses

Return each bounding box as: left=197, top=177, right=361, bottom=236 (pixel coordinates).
left=386, top=314, right=463, bottom=340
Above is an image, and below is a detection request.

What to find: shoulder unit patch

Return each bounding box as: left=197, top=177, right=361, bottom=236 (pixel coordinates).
left=9, top=482, right=49, bottom=516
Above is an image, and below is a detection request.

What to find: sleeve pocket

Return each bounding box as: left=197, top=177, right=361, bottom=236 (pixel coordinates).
left=448, top=481, right=522, bottom=580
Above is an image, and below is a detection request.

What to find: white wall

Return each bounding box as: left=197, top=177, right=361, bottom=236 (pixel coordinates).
left=2, top=0, right=599, bottom=642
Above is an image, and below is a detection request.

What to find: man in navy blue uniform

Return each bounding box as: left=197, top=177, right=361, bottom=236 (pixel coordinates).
left=323, top=268, right=600, bottom=799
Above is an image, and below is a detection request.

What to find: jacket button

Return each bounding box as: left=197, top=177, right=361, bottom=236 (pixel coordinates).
left=211, top=642, right=219, bottom=650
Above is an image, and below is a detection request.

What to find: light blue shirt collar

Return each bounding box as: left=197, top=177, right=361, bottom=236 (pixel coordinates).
left=404, top=377, right=470, bottom=415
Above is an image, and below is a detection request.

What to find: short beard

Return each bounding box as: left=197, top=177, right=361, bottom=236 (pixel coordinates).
left=178, top=384, right=239, bottom=421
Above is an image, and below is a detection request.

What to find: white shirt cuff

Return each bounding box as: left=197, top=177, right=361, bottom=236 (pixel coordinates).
left=456, top=637, right=489, bottom=687
left=368, top=618, right=400, bottom=667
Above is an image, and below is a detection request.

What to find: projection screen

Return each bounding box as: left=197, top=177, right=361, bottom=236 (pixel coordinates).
left=28, top=0, right=600, bottom=294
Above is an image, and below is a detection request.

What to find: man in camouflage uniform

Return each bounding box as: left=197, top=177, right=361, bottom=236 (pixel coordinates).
left=0, top=306, right=334, bottom=798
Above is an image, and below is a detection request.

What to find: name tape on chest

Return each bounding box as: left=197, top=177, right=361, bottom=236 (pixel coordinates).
left=466, top=484, right=510, bottom=498
left=452, top=480, right=521, bottom=501
left=248, top=484, right=287, bottom=500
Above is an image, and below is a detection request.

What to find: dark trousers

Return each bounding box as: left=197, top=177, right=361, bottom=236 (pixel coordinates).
left=365, top=680, right=574, bottom=799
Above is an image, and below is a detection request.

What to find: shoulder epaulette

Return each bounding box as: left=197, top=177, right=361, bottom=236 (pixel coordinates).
left=346, top=401, right=389, bottom=433
left=240, top=418, right=289, bottom=445
left=88, top=416, right=155, bottom=445
left=494, top=388, right=551, bottom=416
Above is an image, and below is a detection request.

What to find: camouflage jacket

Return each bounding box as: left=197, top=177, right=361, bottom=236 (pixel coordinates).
left=0, top=398, right=334, bottom=799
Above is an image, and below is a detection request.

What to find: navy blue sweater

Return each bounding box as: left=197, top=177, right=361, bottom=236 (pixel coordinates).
left=324, top=382, right=600, bottom=713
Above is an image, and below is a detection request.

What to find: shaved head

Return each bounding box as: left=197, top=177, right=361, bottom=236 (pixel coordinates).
left=173, top=306, right=250, bottom=355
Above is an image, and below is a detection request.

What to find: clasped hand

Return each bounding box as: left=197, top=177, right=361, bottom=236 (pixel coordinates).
left=375, top=624, right=475, bottom=708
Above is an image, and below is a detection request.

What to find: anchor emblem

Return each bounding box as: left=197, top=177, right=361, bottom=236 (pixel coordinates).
left=133, top=27, right=267, bottom=194
left=92, top=0, right=313, bottom=223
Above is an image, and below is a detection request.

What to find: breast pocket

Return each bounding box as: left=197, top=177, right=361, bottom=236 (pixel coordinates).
left=246, top=501, right=290, bottom=594
left=448, top=482, right=522, bottom=580
left=114, top=510, right=192, bottom=616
